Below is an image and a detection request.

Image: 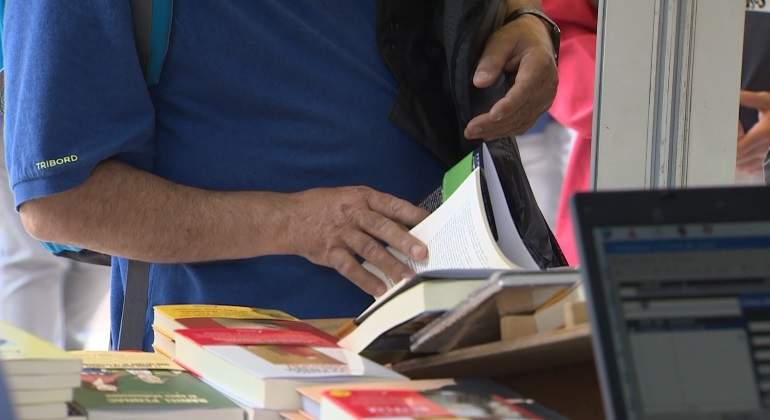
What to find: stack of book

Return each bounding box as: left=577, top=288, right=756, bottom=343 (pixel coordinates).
left=68, top=351, right=247, bottom=420
left=0, top=321, right=82, bottom=420
left=152, top=304, right=298, bottom=358
left=338, top=270, right=579, bottom=363
left=153, top=305, right=405, bottom=415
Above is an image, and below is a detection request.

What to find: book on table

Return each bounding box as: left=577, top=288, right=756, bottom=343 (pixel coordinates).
left=337, top=269, right=575, bottom=363
left=318, top=378, right=567, bottom=419
left=0, top=321, right=82, bottom=419
left=70, top=350, right=246, bottom=420
left=173, top=317, right=404, bottom=412
left=337, top=270, right=491, bottom=362
left=408, top=269, right=580, bottom=354
left=296, top=379, right=455, bottom=419
left=152, top=304, right=298, bottom=357
left=338, top=144, right=567, bottom=362
left=0, top=321, right=81, bottom=379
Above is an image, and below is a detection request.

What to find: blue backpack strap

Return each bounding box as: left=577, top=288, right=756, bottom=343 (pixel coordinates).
left=131, top=0, right=173, bottom=85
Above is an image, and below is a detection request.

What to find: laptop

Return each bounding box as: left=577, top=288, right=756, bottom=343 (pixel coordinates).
left=573, top=186, right=770, bottom=420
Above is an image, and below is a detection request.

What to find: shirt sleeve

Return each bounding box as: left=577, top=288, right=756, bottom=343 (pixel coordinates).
left=3, top=1, right=156, bottom=208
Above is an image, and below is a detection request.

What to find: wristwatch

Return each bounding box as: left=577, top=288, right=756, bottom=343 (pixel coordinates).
left=502, top=8, right=561, bottom=62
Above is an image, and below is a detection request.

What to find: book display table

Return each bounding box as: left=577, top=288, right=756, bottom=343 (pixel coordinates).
left=307, top=318, right=604, bottom=419
left=393, top=325, right=603, bottom=420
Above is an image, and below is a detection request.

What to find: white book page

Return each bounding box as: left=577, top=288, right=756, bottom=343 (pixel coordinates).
left=481, top=143, right=539, bottom=269
left=210, top=346, right=371, bottom=379
left=364, top=169, right=516, bottom=286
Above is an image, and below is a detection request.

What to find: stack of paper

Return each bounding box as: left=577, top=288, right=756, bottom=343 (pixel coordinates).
left=0, top=322, right=82, bottom=420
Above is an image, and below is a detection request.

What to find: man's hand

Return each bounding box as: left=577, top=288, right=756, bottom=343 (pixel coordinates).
left=737, top=91, right=770, bottom=173
left=464, top=14, right=558, bottom=140
left=286, top=187, right=429, bottom=297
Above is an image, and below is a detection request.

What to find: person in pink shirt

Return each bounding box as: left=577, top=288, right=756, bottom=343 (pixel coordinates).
left=543, top=0, right=598, bottom=265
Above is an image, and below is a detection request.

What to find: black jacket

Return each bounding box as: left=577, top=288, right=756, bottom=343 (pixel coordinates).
left=378, top=0, right=567, bottom=268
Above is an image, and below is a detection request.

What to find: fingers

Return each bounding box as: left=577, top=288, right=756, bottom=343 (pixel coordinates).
left=356, top=209, right=427, bottom=260
left=464, top=93, right=537, bottom=140
left=737, top=155, right=765, bottom=173
left=488, top=52, right=555, bottom=121
left=741, top=91, right=770, bottom=110
left=466, top=50, right=556, bottom=140
left=343, top=230, right=415, bottom=287
left=738, top=123, right=770, bottom=157
left=366, top=190, right=429, bottom=228
left=327, top=247, right=386, bottom=297
left=474, top=30, right=515, bottom=89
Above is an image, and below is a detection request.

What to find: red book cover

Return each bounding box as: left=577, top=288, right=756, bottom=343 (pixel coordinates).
left=175, top=320, right=339, bottom=348
left=324, top=389, right=452, bottom=418
left=323, top=388, right=545, bottom=419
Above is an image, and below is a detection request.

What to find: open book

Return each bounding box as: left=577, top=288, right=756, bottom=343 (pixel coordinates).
left=365, top=144, right=538, bottom=288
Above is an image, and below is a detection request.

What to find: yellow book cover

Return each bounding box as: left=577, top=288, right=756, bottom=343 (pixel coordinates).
left=69, top=351, right=183, bottom=371
left=152, top=304, right=297, bottom=340
left=0, top=321, right=81, bottom=375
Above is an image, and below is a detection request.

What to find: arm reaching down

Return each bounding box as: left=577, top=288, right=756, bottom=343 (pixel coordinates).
left=465, top=0, right=558, bottom=140
left=20, top=161, right=428, bottom=296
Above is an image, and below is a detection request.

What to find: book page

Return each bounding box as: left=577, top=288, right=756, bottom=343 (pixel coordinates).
left=481, top=144, right=539, bottom=269
left=364, top=169, right=516, bottom=286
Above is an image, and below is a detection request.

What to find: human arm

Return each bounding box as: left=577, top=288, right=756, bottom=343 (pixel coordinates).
left=737, top=90, right=770, bottom=173
left=21, top=160, right=428, bottom=297
left=464, top=0, right=558, bottom=140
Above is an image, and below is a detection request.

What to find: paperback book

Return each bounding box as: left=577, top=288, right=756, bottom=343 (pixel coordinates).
left=319, top=379, right=567, bottom=419
left=152, top=304, right=297, bottom=357
left=71, top=351, right=244, bottom=420
left=173, top=319, right=403, bottom=411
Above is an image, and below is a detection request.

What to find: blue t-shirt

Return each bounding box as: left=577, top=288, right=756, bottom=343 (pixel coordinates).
left=3, top=1, right=444, bottom=350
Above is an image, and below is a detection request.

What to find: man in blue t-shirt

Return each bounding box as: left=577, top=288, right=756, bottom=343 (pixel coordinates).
left=3, top=1, right=558, bottom=350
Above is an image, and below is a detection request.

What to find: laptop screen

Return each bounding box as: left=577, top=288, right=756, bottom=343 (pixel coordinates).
left=593, top=221, right=770, bottom=420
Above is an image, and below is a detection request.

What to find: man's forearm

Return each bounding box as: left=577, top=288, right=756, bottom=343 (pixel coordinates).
left=20, top=160, right=294, bottom=263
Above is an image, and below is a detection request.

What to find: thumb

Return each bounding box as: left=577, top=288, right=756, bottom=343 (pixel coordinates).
left=474, top=34, right=513, bottom=88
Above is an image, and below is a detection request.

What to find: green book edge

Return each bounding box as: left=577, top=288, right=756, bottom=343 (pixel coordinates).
left=442, top=151, right=476, bottom=202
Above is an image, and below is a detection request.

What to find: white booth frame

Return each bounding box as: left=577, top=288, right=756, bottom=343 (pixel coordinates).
left=592, top=0, right=745, bottom=190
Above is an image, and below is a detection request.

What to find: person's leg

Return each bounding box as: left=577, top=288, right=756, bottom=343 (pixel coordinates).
left=0, top=127, right=74, bottom=346
left=63, top=262, right=111, bottom=350
left=516, top=118, right=574, bottom=229
left=555, top=135, right=592, bottom=266
left=0, top=164, right=70, bottom=346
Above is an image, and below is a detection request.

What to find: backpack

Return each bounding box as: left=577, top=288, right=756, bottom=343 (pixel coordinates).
left=0, top=0, right=174, bottom=350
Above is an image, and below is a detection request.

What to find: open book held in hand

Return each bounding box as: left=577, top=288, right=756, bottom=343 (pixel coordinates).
left=365, top=143, right=564, bottom=289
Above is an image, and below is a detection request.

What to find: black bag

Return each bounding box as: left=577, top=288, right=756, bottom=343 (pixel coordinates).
left=442, top=0, right=567, bottom=268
